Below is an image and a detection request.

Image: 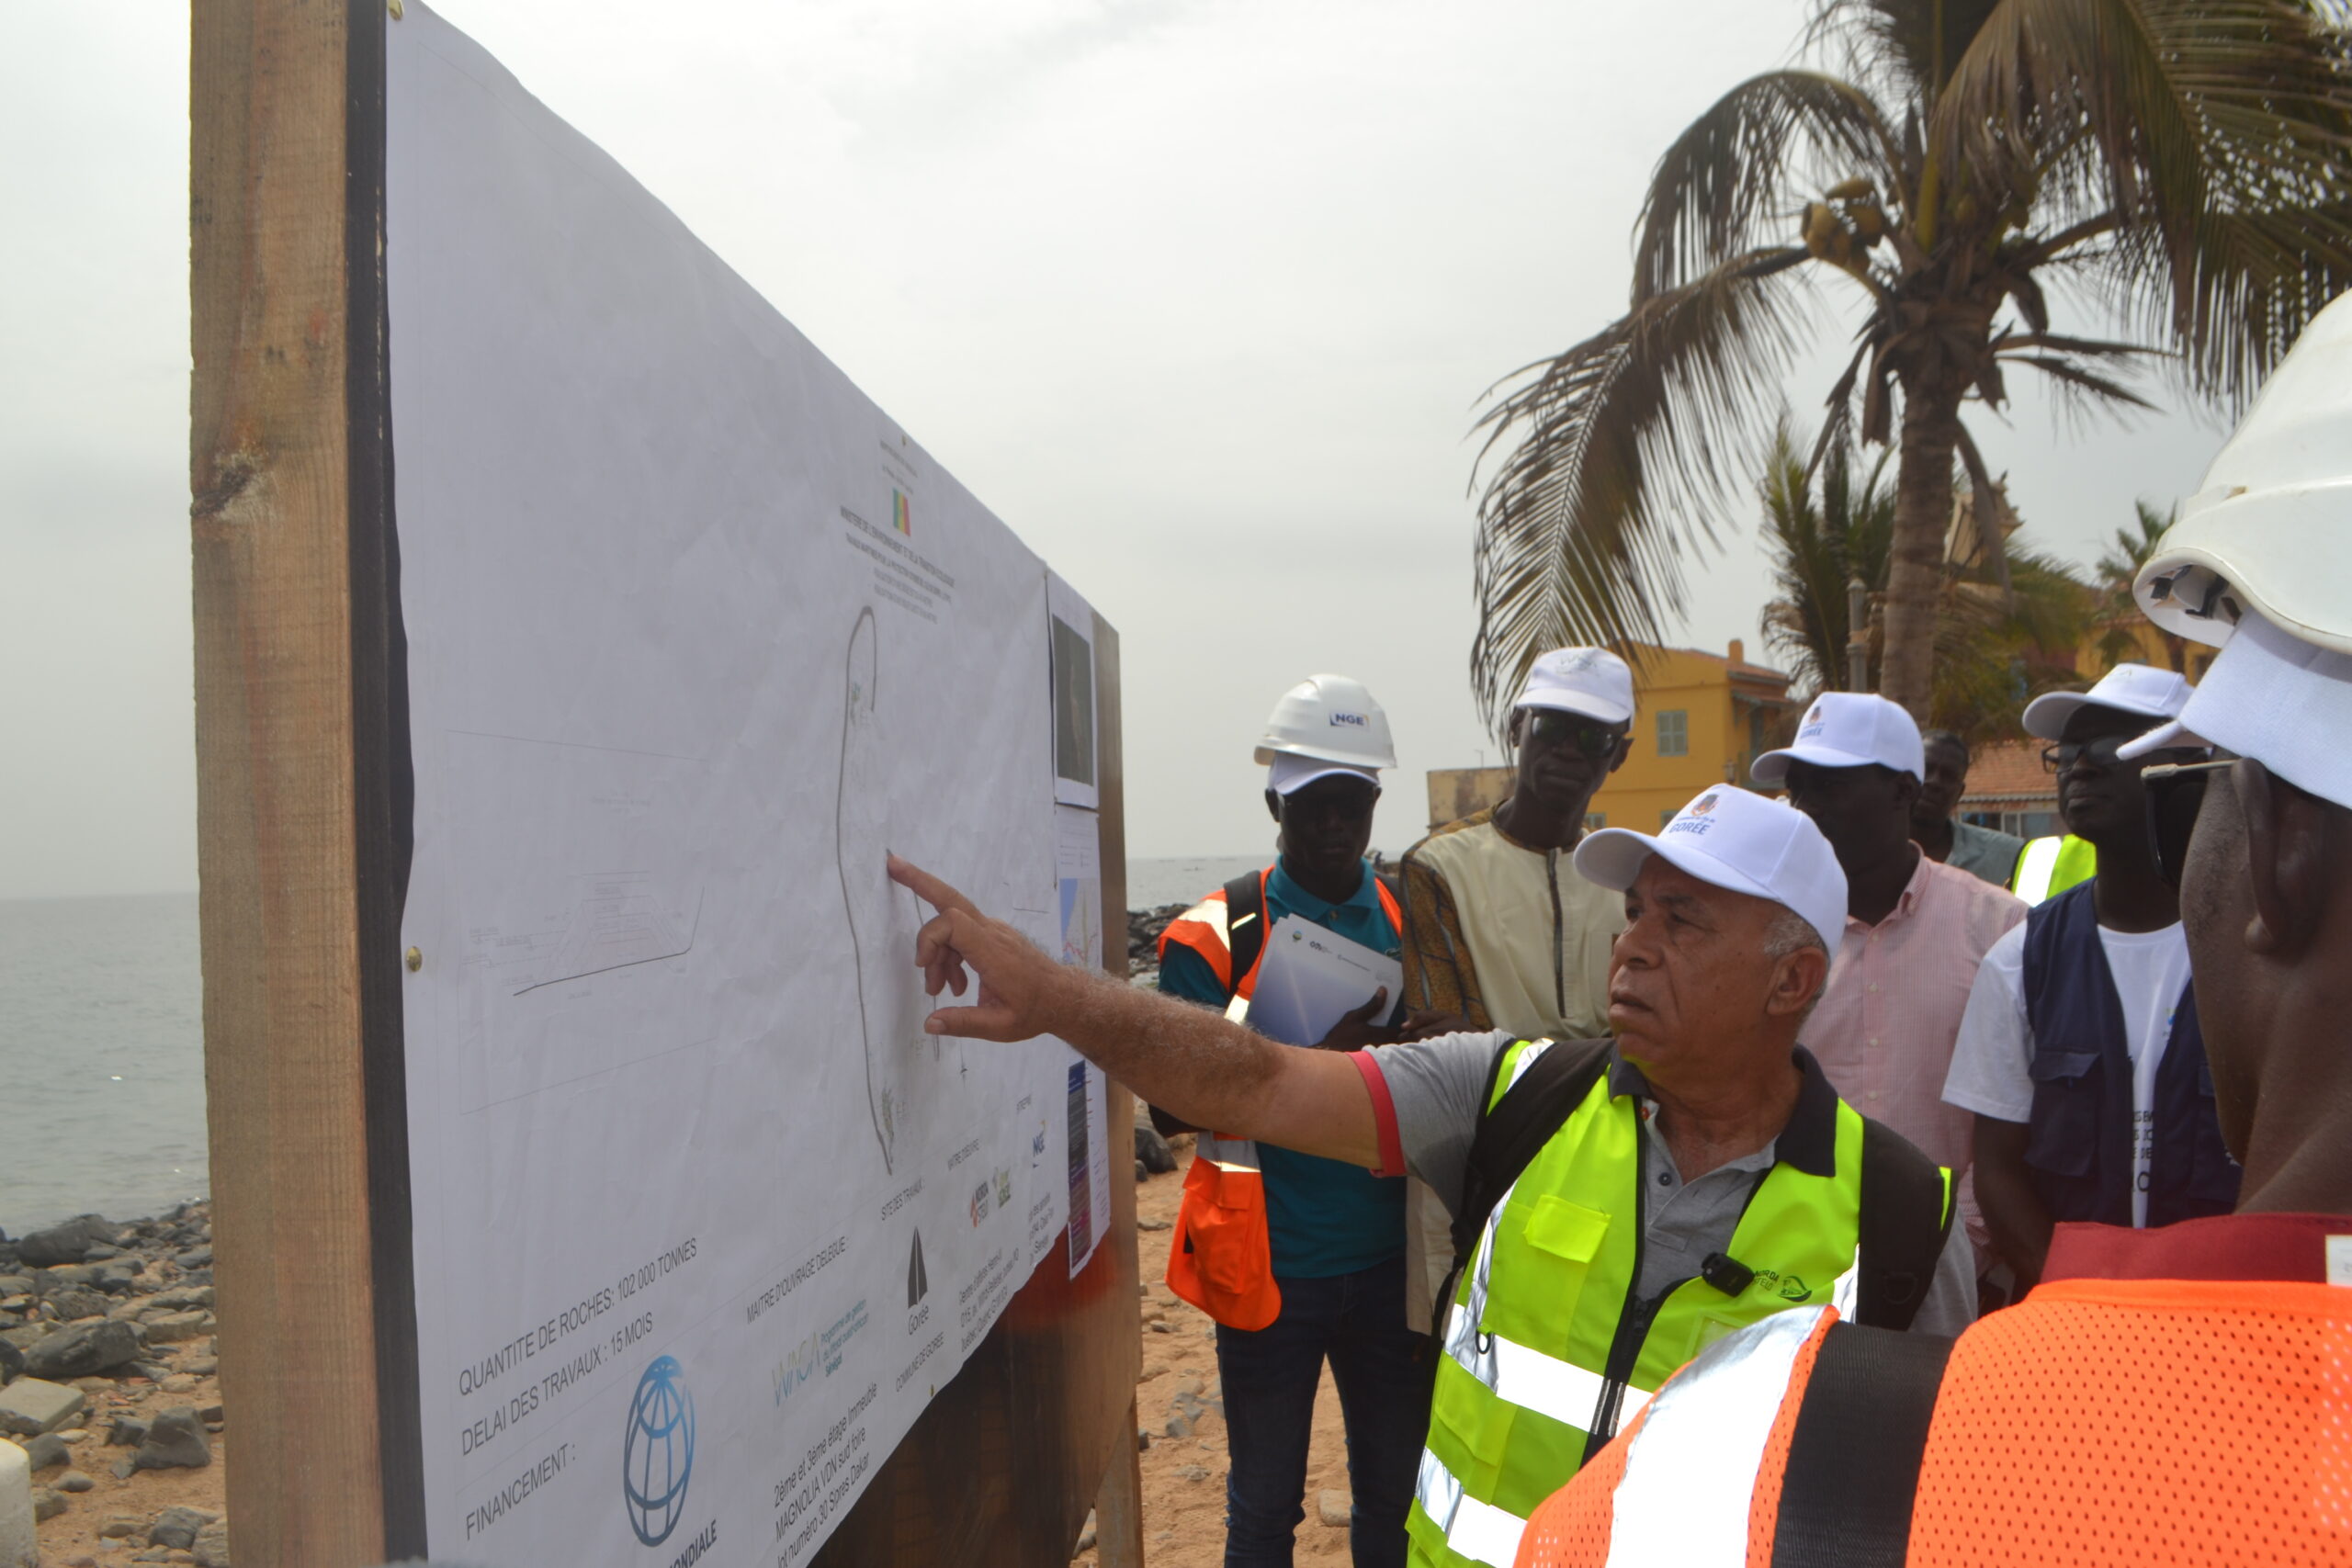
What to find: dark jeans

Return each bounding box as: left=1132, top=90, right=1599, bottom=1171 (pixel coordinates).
left=1215, top=1254, right=1432, bottom=1568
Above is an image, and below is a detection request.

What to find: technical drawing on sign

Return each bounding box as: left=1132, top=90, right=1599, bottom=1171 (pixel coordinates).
left=838, top=606, right=942, bottom=1173
left=509, top=874, right=701, bottom=996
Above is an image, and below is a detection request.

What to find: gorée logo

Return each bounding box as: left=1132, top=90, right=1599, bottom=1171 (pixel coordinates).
left=622, top=1355, right=695, bottom=1547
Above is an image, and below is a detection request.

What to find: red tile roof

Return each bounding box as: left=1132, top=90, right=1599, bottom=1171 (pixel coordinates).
left=1960, top=740, right=2056, bottom=807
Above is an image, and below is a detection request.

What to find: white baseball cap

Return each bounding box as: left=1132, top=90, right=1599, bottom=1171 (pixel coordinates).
left=1575, top=786, right=1848, bottom=958
left=1513, top=648, right=1635, bottom=726
left=2119, top=607, right=2352, bottom=812
left=1748, top=692, right=1924, bottom=786
left=2021, top=662, right=2194, bottom=740
left=1266, top=752, right=1382, bottom=797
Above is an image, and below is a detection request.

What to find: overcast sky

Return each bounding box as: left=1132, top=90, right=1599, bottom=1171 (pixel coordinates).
left=0, top=0, right=2234, bottom=899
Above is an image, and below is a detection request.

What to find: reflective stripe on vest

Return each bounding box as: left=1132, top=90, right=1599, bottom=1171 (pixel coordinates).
left=1601, top=1305, right=1830, bottom=1567
left=1159, top=869, right=1402, bottom=998
left=2012, top=834, right=2097, bottom=906
left=1404, top=1040, right=1877, bottom=1568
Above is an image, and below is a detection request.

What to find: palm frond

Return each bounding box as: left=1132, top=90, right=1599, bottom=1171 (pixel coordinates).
left=1469, top=248, right=1814, bottom=725
left=1938, top=0, right=2352, bottom=405
left=1806, top=0, right=2007, bottom=107
left=1634, top=71, right=1905, bottom=298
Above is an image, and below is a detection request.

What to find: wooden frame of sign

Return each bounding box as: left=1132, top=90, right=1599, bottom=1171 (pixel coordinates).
left=188, top=2, right=1143, bottom=1561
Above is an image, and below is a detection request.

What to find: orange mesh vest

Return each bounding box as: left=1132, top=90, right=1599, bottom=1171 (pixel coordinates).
left=1158, top=869, right=1401, bottom=1331
left=1512, top=1270, right=2352, bottom=1567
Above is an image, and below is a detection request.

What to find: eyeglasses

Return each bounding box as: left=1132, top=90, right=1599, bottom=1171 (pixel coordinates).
left=1523, top=711, right=1626, bottom=759
left=2041, top=736, right=2133, bottom=773
left=2142, top=758, right=2234, bottom=889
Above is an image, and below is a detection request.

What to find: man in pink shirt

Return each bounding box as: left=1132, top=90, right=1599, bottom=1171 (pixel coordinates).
left=1750, top=694, right=2024, bottom=1269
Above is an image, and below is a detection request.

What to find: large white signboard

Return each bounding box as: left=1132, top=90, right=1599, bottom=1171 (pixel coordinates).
left=386, top=9, right=1098, bottom=1559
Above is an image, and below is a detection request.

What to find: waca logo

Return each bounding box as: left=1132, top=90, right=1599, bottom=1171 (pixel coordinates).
left=623, top=1354, right=696, bottom=1546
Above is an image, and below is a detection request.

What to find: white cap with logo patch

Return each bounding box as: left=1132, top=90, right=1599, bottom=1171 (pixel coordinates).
left=1749, top=692, right=1924, bottom=786
left=1513, top=648, right=1636, bottom=726
left=2021, top=661, right=2194, bottom=740
left=1574, top=786, right=1849, bottom=959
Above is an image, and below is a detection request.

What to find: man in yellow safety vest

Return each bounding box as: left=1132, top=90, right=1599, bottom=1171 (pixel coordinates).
left=888, top=784, right=1973, bottom=1568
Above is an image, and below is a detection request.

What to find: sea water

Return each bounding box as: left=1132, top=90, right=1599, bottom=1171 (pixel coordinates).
left=0, top=860, right=1301, bottom=1235
left=0, top=893, right=206, bottom=1236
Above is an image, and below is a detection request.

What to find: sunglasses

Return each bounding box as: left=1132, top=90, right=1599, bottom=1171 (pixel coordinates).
left=2041, top=736, right=2134, bottom=773
left=2142, top=758, right=2234, bottom=889
left=1522, top=711, right=1626, bottom=759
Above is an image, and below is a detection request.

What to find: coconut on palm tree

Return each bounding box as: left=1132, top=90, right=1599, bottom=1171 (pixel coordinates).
left=1470, top=0, right=2352, bottom=724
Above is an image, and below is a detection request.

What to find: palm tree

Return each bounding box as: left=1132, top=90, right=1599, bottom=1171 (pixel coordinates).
left=1469, top=0, right=2352, bottom=727
left=1760, top=419, right=2098, bottom=744
left=2094, top=500, right=2194, bottom=671
left=1758, top=417, right=1895, bottom=694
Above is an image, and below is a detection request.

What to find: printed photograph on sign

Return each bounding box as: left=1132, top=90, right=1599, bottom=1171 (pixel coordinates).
left=1047, top=574, right=1100, bottom=808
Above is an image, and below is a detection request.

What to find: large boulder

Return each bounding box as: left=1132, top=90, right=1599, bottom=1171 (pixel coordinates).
left=25, top=1320, right=142, bottom=1381
left=14, top=1217, right=112, bottom=1269
left=149, top=1506, right=219, bottom=1549
left=0, top=1377, right=85, bottom=1437
left=132, top=1408, right=211, bottom=1471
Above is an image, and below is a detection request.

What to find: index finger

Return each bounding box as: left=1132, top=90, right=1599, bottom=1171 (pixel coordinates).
left=888, top=853, right=980, bottom=919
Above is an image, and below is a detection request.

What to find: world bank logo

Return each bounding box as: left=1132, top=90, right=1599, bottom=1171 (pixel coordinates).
left=622, top=1354, right=695, bottom=1546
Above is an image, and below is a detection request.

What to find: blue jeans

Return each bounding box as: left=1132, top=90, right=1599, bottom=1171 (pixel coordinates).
left=1215, top=1254, right=1432, bottom=1568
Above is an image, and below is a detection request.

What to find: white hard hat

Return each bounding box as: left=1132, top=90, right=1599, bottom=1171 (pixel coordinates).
left=2135, top=290, right=2352, bottom=655
left=1253, top=673, right=1397, bottom=771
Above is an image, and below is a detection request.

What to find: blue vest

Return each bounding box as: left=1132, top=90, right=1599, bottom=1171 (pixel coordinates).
left=2020, top=882, right=2239, bottom=1226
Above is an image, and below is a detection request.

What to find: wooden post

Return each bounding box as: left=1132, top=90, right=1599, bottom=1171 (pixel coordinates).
left=190, top=0, right=403, bottom=1561
left=1090, top=620, right=1148, bottom=1568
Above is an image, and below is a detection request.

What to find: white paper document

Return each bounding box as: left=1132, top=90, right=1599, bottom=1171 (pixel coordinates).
left=1243, top=915, right=1404, bottom=1048
left=386, top=9, right=1094, bottom=1562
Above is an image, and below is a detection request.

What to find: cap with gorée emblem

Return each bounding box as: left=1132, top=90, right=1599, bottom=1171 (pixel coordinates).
left=1574, top=785, right=1849, bottom=958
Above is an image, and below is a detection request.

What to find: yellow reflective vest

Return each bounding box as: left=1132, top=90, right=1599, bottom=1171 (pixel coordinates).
left=2010, top=834, right=2097, bottom=906
left=1405, top=1040, right=1951, bottom=1568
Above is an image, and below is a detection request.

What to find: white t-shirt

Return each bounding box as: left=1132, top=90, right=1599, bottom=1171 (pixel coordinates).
left=1942, top=919, right=2194, bottom=1228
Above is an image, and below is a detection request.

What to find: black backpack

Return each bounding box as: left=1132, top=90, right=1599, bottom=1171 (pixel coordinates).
left=1443, top=1038, right=1953, bottom=1333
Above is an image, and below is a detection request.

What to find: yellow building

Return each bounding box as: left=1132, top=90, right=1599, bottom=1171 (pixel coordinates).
left=1423, top=641, right=1795, bottom=832
left=1588, top=640, right=1795, bottom=830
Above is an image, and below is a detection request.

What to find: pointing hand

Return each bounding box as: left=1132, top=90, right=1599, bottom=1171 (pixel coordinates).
left=887, top=854, right=1075, bottom=1042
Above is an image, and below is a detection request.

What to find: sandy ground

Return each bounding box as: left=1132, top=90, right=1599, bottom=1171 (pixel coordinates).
left=1074, top=1136, right=1358, bottom=1568
left=27, top=1346, right=227, bottom=1565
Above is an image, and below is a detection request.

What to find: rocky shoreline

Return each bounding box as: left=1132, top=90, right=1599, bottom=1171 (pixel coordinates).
left=1, top=1206, right=229, bottom=1567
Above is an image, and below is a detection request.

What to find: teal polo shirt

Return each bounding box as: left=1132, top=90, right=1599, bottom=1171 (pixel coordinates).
left=1159, top=858, right=1407, bottom=1280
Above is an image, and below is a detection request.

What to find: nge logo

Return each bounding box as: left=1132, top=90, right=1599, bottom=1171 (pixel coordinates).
left=1329, top=711, right=1368, bottom=728
left=622, top=1354, right=696, bottom=1547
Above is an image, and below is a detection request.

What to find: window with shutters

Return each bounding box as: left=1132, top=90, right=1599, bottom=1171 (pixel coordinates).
left=1657, top=709, right=1689, bottom=757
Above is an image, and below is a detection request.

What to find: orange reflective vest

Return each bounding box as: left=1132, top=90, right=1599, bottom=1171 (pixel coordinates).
left=1512, top=1214, right=2352, bottom=1568
left=1158, top=868, right=1403, bottom=1331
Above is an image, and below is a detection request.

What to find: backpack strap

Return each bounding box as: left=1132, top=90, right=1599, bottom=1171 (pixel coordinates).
left=1148, top=869, right=1272, bottom=1139
left=1222, top=869, right=1271, bottom=995
left=1853, top=1117, right=1955, bottom=1332
left=1770, top=1321, right=1955, bottom=1568
left=1445, top=1037, right=1617, bottom=1287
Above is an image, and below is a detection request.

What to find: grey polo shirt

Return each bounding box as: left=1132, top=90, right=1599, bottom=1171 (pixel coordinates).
left=1363, top=1032, right=1976, bottom=1337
